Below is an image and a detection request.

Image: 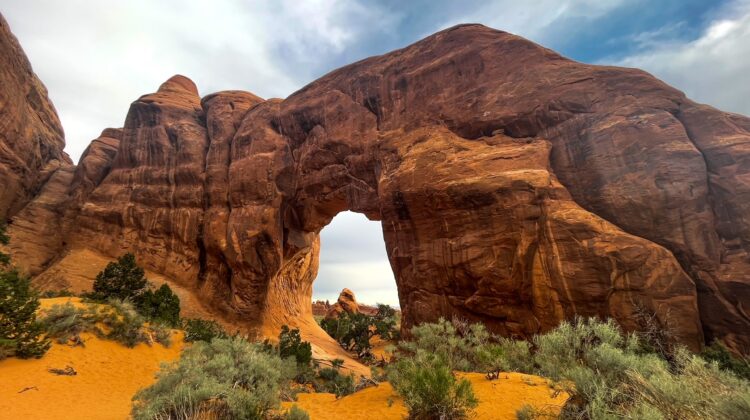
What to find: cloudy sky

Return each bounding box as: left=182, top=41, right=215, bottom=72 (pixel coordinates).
left=3, top=0, right=748, bottom=306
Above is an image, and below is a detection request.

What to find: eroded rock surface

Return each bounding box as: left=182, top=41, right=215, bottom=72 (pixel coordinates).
left=0, top=13, right=69, bottom=221
left=5, top=23, right=750, bottom=352
left=325, top=288, right=361, bottom=319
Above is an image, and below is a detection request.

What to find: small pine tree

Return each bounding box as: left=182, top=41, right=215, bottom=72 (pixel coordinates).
left=136, top=284, right=181, bottom=327
left=90, top=253, right=147, bottom=301
left=0, top=268, right=50, bottom=359
left=278, top=325, right=312, bottom=366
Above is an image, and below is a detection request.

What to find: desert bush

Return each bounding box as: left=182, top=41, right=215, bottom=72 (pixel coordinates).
left=40, top=289, right=76, bottom=298
left=701, top=340, right=750, bottom=380
left=89, top=253, right=148, bottom=302
left=373, top=303, right=400, bottom=340
left=40, top=302, right=92, bottom=344
left=532, top=318, right=750, bottom=419
left=320, top=311, right=372, bottom=356
left=387, top=349, right=478, bottom=419
left=183, top=318, right=227, bottom=343
left=313, top=361, right=356, bottom=397
left=131, top=336, right=294, bottom=420
left=136, top=284, right=181, bottom=327
left=398, top=317, right=490, bottom=372
left=95, top=299, right=172, bottom=347
left=320, top=304, right=400, bottom=358
left=283, top=405, right=310, bottom=420
left=0, top=223, right=10, bottom=266
left=0, top=268, right=50, bottom=359
left=278, top=325, right=312, bottom=367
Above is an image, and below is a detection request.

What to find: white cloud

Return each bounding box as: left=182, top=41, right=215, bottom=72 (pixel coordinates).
left=1, top=0, right=398, bottom=161
left=432, top=0, right=629, bottom=45
left=613, top=0, right=750, bottom=116
left=314, top=212, right=398, bottom=306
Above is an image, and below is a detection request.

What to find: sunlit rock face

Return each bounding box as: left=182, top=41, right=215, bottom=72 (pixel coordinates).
left=5, top=20, right=750, bottom=352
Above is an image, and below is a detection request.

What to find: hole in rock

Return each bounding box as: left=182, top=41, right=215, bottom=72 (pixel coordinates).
left=312, top=211, right=399, bottom=308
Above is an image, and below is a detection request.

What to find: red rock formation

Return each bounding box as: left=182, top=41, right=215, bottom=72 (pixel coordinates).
left=325, top=288, right=361, bottom=319
left=5, top=23, right=750, bottom=352
left=0, top=13, right=70, bottom=221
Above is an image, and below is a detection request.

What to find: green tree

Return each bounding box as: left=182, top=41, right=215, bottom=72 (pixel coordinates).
left=90, top=253, right=147, bottom=301
left=278, top=325, right=312, bottom=367
left=136, top=284, right=181, bottom=327
left=0, top=223, right=50, bottom=359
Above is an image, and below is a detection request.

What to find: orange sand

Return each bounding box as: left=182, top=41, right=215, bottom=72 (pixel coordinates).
left=0, top=298, right=184, bottom=420
left=284, top=372, right=568, bottom=419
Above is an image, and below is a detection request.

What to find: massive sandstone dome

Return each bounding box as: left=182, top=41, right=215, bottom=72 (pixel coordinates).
left=2, top=18, right=749, bottom=353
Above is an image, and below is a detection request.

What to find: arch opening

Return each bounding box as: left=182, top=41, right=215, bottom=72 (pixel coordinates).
left=313, top=210, right=399, bottom=309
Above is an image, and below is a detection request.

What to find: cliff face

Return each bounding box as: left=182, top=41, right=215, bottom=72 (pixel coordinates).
left=0, top=14, right=70, bottom=221
left=5, top=22, right=750, bottom=352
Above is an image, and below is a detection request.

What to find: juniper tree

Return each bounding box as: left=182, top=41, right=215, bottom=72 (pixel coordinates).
left=0, top=224, right=50, bottom=359
left=90, top=253, right=147, bottom=301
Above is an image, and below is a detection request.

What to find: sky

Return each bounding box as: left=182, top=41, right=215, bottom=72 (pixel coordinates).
left=2, top=0, right=748, bottom=305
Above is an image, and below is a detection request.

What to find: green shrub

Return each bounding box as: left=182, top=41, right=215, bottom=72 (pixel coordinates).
left=40, top=289, right=76, bottom=298
left=320, top=304, right=400, bottom=359
left=279, top=325, right=312, bottom=367
left=373, top=303, right=400, bottom=341
left=701, top=340, right=750, bottom=380
left=313, top=361, right=356, bottom=397
left=89, top=253, right=147, bottom=302
left=532, top=318, right=750, bottom=419
left=0, top=268, right=50, bottom=359
left=0, top=223, right=10, bottom=266
left=399, top=317, right=489, bottom=372
left=320, top=311, right=373, bottom=357
left=136, top=284, right=181, bottom=327
left=40, top=302, right=92, bottom=344
left=131, top=336, right=294, bottom=420
left=183, top=318, right=227, bottom=343
left=387, top=350, right=478, bottom=419
left=284, top=404, right=310, bottom=420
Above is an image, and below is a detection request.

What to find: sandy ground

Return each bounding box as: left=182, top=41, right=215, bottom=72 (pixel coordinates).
left=0, top=298, right=184, bottom=420
left=34, top=248, right=370, bottom=376
left=284, top=372, right=568, bottom=420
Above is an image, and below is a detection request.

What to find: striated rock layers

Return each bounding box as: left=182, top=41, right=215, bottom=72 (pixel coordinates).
left=0, top=14, right=70, bottom=221
left=5, top=23, right=750, bottom=352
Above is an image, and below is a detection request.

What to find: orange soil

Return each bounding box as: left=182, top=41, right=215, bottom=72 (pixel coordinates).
left=34, top=249, right=369, bottom=376
left=284, top=372, right=568, bottom=420
left=0, top=298, right=184, bottom=420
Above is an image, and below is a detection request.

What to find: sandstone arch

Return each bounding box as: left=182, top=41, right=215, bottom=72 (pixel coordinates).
left=4, top=23, right=750, bottom=353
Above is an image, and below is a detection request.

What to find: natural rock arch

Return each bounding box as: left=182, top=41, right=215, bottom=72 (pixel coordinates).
left=5, top=23, right=750, bottom=354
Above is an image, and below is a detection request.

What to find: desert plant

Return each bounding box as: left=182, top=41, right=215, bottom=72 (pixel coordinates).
left=136, top=284, right=181, bottom=327
left=40, top=289, right=76, bottom=298
left=183, top=318, right=227, bottom=343
left=0, top=223, right=10, bottom=266
left=312, top=359, right=356, bottom=397
left=320, top=304, right=400, bottom=358
left=91, top=299, right=171, bottom=347
left=701, top=340, right=750, bottom=380
left=533, top=318, right=750, bottom=419
left=0, top=268, right=50, bottom=359
left=398, top=317, right=489, bottom=372
left=283, top=405, right=310, bottom=420
left=387, top=350, right=478, bottom=419
left=40, top=302, right=92, bottom=344
left=131, top=336, right=295, bottom=420
left=89, top=253, right=147, bottom=302
left=278, top=325, right=312, bottom=367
